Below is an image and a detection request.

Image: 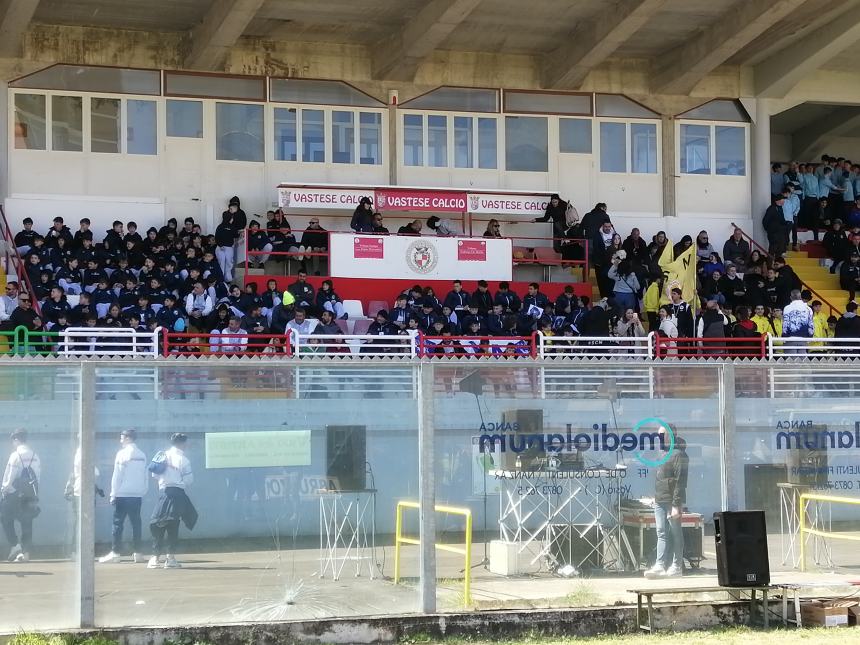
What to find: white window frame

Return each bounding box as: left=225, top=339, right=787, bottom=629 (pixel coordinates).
left=596, top=117, right=661, bottom=175
left=9, top=89, right=161, bottom=157
left=676, top=119, right=750, bottom=178
left=267, top=102, right=386, bottom=167
left=400, top=110, right=499, bottom=170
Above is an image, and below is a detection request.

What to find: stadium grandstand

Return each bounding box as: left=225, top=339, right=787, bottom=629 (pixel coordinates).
left=3, top=0, right=860, bottom=639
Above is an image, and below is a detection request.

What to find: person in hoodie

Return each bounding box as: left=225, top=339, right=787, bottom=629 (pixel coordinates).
left=840, top=252, right=860, bottom=301
left=247, top=220, right=273, bottom=268
left=99, top=429, right=148, bottom=564
left=14, top=218, right=36, bottom=255
left=225, top=196, right=247, bottom=238
left=45, top=216, right=73, bottom=249
left=42, top=286, right=72, bottom=330
left=140, top=227, right=161, bottom=256
left=155, top=294, right=185, bottom=331
left=471, top=280, right=493, bottom=316
left=390, top=295, right=411, bottom=330
left=835, top=301, right=860, bottom=339
left=672, top=235, right=693, bottom=259
left=158, top=217, right=178, bottom=240
left=124, top=222, right=143, bottom=247
left=56, top=256, right=83, bottom=295
left=427, top=215, right=458, bottom=237
left=104, top=221, right=124, bottom=250
left=214, top=212, right=237, bottom=283
left=532, top=193, right=570, bottom=252
left=350, top=196, right=374, bottom=233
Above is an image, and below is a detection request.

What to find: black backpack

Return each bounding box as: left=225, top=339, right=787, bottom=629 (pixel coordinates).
left=14, top=454, right=38, bottom=502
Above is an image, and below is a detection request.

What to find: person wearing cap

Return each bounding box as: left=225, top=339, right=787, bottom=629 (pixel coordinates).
left=45, top=216, right=73, bottom=249
left=99, top=429, right=147, bottom=564
left=350, top=196, right=374, bottom=233
left=1, top=429, right=41, bottom=563
left=148, top=433, right=196, bottom=569
left=532, top=193, right=569, bottom=252
left=14, top=218, right=36, bottom=255
left=247, top=220, right=273, bottom=268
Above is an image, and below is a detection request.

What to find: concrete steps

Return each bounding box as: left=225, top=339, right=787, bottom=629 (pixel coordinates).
left=785, top=250, right=849, bottom=313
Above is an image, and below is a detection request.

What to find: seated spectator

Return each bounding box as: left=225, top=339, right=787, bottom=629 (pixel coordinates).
left=299, top=217, right=328, bottom=274
left=486, top=304, right=505, bottom=336
left=247, top=220, right=273, bottom=268
left=701, top=269, right=725, bottom=306
left=523, top=282, right=550, bottom=316
left=370, top=213, right=389, bottom=234
left=701, top=252, right=725, bottom=279
left=441, top=305, right=461, bottom=334
left=213, top=316, right=248, bottom=355
left=45, top=216, right=73, bottom=249
left=747, top=249, right=768, bottom=274
left=417, top=299, right=439, bottom=331
left=390, top=295, right=411, bottom=330
left=15, top=217, right=36, bottom=255
left=397, top=220, right=423, bottom=236
left=155, top=294, right=184, bottom=330
left=720, top=264, right=746, bottom=311
left=423, top=286, right=442, bottom=311
left=695, top=231, right=715, bottom=264
left=314, top=309, right=341, bottom=335
left=722, top=229, right=750, bottom=273
left=269, top=225, right=300, bottom=261
left=241, top=304, right=269, bottom=337
left=185, top=282, right=213, bottom=331
left=269, top=292, right=295, bottom=335
left=494, top=282, right=521, bottom=314
left=483, top=219, right=502, bottom=238
left=286, top=307, right=314, bottom=338
left=42, top=286, right=72, bottom=330
left=427, top=215, right=457, bottom=236
left=56, top=257, right=83, bottom=295
left=286, top=271, right=315, bottom=309
left=471, top=280, right=493, bottom=315
left=315, top=279, right=346, bottom=319
left=443, top=280, right=470, bottom=313
left=673, top=235, right=693, bottom=259
left=3, top=292, right=40, bottom=332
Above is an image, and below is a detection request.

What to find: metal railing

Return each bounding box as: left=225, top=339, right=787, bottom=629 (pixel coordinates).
left=59, top=327, right=162, bottom=358
left=540, top=333, right=655, bottom=359
left=294, top=332, right=418, bottom=356
left=655, top=335, right=768, bottom=359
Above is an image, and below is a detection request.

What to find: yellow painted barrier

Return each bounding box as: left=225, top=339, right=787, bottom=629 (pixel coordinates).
left=799, top=492, right=860, bottom=572
left=394, top=500, right=472, bottom=606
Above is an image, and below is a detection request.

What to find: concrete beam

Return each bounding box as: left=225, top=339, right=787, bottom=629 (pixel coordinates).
left=186, top=0, right=266, bottom=71
left=791, top=106, right=860, bottom=160
left=651, top=0, right=805, bottom=96
left=754, top=12, right=860, bottom=98
left=543, top=0, right=668, bottom=90
left=371, top=0, right=483, bottom=82
left=0, top=0, right=40, bottom=57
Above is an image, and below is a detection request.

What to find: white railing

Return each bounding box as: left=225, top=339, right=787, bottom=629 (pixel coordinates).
left=538, top=332, right=655, bottom=359
left=766, top=335, right=860, bottom=359
left=59, top=327, right=162, bottom=358
left=292, top=332, right=419, bottom=357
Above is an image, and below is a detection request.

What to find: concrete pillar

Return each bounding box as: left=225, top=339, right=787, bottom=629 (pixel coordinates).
left=77, top=362, right=96, bottom=627
left=417, top=362, right=436, bottom=613
left=751, top=98, right=772, bottom=244
left=719, top=364, right=738, bottom=512
left=661, top=115, right=676, bottom=217
left=388, top=104, right=398, bottom=186
left=0, top=82, right=8, bottom=201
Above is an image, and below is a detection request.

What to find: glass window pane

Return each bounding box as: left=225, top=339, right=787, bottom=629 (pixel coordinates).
left=14, top=94, right=46, bottom=150
left=403, top=87, right=498, bottom=112
left=454, top=116, right=473, bottom=168
left=215, top=102, right=264, bottom=162
left=127, top=99, right=157, bottom=155
left=51, top=95, right=82, bottom=152
left=630, top=122, right=657, bottom=174
left=478, top=117, right=497, bottom=169
left=166, top=72, right=264, bottom=101
left=302, top=109, right=325, bottom=163
left=166, top=100, right=203, bottom=138
left=428, top=114, right=448, bottom=167
left=681, top=124, right=711, bottom=175
left=504, top=91, right=591, bottom=115
left=595, top=94, right=658, bottom=118
left=682, top=99, right=750, bottom=122
left=505, top=116, right=548, bottom=172
left=270, top=78, right=384, bottom=107
left=359, top=112, right=381, bottom=165
left=12, top=64, right=160, bottom=95
left=559, top=118, right=591, bottom=153
left=403, top=114, right=423, bottom=166
left=332, top=111, right=354, bottom=164
left=599, top=122, right=626, bottom=173
left=274, top=107, right=297, bottom=161
left=91, top=97, right=120, bottom=153
left=715, top=125, right=746, bottom=176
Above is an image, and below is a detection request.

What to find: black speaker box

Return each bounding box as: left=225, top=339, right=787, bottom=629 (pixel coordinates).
left=326, top=425, right=366, bottom=491
left=713, top=510, right=770, bottom=587
left=549, top=524, right=603, bottom=570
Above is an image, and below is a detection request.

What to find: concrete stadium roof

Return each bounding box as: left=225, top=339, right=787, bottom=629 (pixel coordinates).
left=6, top=0, right=860, bottom=96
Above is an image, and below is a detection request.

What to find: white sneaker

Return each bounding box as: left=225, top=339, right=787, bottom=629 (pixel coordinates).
left=644, top=563, right=665, bottom=579
left=14, top=552, right=29, bottom=563
left=147, top=556, right=161, bottom=569
left=132, top=553, right=144, bottom=564
left=98, top=551, right=121, bottom=564
left=164, top=555, right=181, bottom=569
left=664, top=564, right=683, bottom=577
left=7, top=544, right=22, bottom=562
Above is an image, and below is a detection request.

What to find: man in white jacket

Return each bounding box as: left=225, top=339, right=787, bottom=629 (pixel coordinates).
left=1, top=429, right=41, bottom=563
left=100, top=429, right=147, bottom=564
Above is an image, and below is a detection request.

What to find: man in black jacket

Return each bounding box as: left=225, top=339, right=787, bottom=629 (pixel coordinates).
left=835, top=301, right=860, bottom=338
left=763, top=195, right=789, bottom=257
left=532, top=193, right=568, bottom=252
left=645, top=430, right=689, bottom=578
left=580, top=203, right=609, bottom=241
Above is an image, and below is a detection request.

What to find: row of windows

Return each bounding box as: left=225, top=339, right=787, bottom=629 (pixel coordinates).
left=14, top=93, right=384, bottom=165
left=12, top=92, right=747, bottom=176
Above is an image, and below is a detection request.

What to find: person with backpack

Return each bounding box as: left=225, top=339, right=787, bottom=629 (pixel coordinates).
left=99, top=429, right=148, bottom=564
left=147, top=433, right=196, bottom=569
left=1, top=429, right=41, bottom=563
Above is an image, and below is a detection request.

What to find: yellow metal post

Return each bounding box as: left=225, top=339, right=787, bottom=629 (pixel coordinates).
left=464, top=511, right=473, bottom=606
left=394, top=501, right=403, bottom=584
left=800, top=494, right=807, bottom=573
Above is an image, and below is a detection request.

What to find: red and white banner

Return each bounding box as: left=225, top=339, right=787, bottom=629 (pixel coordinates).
left=330, top=234, right=512, bottom=281
left=375, top=189, right=467, bottom=212
left=467, top=193, right=551, bottom=216
left=279, top=187, right=373, bottom=210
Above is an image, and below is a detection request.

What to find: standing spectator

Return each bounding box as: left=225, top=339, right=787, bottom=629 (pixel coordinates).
left=350, top=196, right=374, bottom=233
left=783, top=183, right=802, bottom=251
left=770, top=163, right=785, bottom=198
left=532, top=193, right=568, bottom=252
left=615, top=309, right=646, bottom=338
left=782, top=289, right=815, bottom=355
left=148, top=433, right=196, bottom=569
left=668, top=288, right=694, bottom=339
left=592, top=220, right=617, bottom=298
left=1, top=430, right=40, bottom=563
left=99, top=429, right=147, bottom=564
left=722, top=228, right=750, bottom=272
left=580, top=203, right=609, bottom=241
left=763, top=194, right=789, bottom=257
left=696, top=300, right=728, bottom=354
left=840, top=253, right=860, bottom=301
left=214, top=212, right=237, bottom=283
left=835, top=301, right=860, bottom=338
left=622, top=228, right=648, bottom=266
left=299, top=218, right=328, bottom=275
left=607, top=255, right=640, bottom=313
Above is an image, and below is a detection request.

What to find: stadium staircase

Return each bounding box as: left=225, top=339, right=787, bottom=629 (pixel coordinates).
left=786, top=241, right=849, bottom=313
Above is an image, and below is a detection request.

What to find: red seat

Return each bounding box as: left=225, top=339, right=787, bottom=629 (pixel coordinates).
left=535, top=247, right=560, bottom=264
left=335, top=319, right=349, bottom=334
left=352, top=318, right=372, bottom=335
left=367, top=300, right=389, bottom=316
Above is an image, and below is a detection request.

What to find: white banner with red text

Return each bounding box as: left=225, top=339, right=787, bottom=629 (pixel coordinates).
left=329, top=233, right=513, bottom=281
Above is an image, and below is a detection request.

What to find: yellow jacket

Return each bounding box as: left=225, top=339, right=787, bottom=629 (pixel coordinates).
left=644, top=283, right=661, bottom=313
left=811, top=312, right=829, bottom=348
left=751, top=315, right=771, bottom=335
